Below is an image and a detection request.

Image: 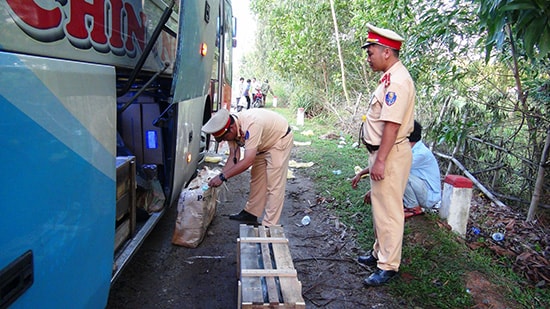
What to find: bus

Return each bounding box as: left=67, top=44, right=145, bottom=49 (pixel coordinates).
left=0, top=0, right=235, bottom=307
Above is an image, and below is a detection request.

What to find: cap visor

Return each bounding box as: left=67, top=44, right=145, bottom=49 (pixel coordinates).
left=361, top=42, right=375, bottom=49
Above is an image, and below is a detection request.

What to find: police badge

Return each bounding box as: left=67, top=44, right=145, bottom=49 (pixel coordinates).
left=385, top=92, right=397, bottom=106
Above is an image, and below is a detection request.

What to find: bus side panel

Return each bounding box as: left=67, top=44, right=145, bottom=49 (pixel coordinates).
left=0, top=53, right=116, bottom=308
left=171, top=97, right=207, bottom=203
left=167, top=0, right=220, bottom=203
left=172, top=0, right=219, bottom=101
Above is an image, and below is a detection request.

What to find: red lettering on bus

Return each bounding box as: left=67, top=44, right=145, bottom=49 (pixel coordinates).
left=5, top=0, right=146, bottom=57
left=109, top=0, right=125, bottom=50
left=6, top=0, right=62, bottom=30
left=66, top=0, right=107, bottom=44
left=124, top=2, right=146, bottom=57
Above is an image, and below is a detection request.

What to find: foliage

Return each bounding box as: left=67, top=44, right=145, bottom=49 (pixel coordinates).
left=276, top=107, right=549, bottom=308
left=475, top=0, right=550, bottom=60
left=246, top=0, right=550, bottom=212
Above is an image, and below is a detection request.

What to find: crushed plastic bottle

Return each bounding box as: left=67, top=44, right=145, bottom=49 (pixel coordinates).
left=332, top=170, right=342, bottom=175
left=492, top=232, right=504, bottom=241
left=301, top=215, right=311, bottom=226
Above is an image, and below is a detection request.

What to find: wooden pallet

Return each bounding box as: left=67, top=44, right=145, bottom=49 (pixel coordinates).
left=237, top=224, right=305, bottom=309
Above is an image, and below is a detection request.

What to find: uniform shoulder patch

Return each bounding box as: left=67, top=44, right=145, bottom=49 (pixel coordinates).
left=385, top=92, right=397, bottom=106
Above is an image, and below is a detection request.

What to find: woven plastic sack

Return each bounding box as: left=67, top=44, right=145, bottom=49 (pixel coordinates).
left=172, top=167, right=219, bottom=248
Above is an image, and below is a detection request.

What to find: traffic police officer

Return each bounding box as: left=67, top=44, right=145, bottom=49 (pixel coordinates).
left=358, top=23, right=415, bottom=286
left=202, top=108, right=293, bottom=226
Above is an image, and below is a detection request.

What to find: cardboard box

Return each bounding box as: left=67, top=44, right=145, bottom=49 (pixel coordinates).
left=115, top=156, right=136, bottom=251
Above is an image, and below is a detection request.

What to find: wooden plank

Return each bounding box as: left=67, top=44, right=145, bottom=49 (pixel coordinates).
left=239, top=224, right=263, bottom=304
left=258, top=226, right=279, bottom=304
left=239, top=237, right=288, bottom=244
left=115, top=156, right=136, bottom=235
left=114, top=219, right=130, bottom=252
left=238, top=225, right=305, bottom=309
left=270, top=227, right=306, bottom=308
left=128, top=157, right=136, bottom=235
left=241, top=269, right=297, bottom=277
left=237, top=280, right=242, bottom=309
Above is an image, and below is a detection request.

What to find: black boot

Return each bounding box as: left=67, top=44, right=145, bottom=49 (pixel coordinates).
left=357, top=252, right=378, bottom=266
left=363, top=268, right=398, bottom=286
left=229, top=209, right=257, bottom=223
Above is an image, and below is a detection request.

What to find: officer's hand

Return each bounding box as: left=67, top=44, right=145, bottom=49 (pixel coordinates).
left=351, top=175, right=361, bottom=188
left=208, top=175, right=223, bottom=188
left=363, top=191, right=372, bottom=204
left=370, top=161, right=385, bottom=181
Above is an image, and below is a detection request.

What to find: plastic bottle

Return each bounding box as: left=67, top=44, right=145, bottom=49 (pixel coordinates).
left=492, top=232, right=504, bottom=241
left=301, top=215, right=311, bottom=226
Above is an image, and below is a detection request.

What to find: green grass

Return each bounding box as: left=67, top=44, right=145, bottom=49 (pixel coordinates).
left=271, top=107, right=550, bottom=309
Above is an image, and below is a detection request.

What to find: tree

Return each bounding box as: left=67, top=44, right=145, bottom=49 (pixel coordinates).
left=247, top=0, right=550, bottom=216
left=476, top=0, right=550, bottom=220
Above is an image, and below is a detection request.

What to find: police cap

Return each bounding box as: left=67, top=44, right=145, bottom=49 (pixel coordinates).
left=361, top=23, right=404, bottom=51
left=202, top=109, right=231, bottom=139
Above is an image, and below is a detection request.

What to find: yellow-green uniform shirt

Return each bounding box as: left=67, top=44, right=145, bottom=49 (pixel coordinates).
left=363, top=61, right=415, bottom=145
left=235, top=109, right=289, bottom=153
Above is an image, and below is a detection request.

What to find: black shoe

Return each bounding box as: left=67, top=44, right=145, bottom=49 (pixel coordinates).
left=229, top=209, right=257, bottom=223
left=357, top=252, right=378, bottom=266
left=363, top=268, right=398, bottom=286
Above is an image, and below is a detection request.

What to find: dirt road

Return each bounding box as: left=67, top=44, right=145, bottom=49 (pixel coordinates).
left=107, top=148, right=403, bottom=308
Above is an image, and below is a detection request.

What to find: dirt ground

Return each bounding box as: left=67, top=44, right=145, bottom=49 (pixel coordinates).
left=107, top=146, right=527, bottom=309
left=107, top=146, right=408, bottom=308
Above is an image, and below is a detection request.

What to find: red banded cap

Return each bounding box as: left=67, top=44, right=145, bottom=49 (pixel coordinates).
left=202, top=109, right=231, bottom=138
left=361, top=23, right=404, bottom=50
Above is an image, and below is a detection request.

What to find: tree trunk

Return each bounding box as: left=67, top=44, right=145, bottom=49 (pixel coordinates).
left=527, top=126, right=550, bottom=221
left=329, top=0, right=350, bottom=105
left=430, top=96, right=450, bottom=150
left=446, top=110, right=469, bottom=175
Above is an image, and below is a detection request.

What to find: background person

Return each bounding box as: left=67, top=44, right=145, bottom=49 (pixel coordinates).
left=252, top=77, right=262, bottom=94
left=235, top=77, right=244, bottom=110
left=241, top=79, right=251, bottom=110
left=202, top=108, right=293, bottom=226
left=403, top=120, right=441, bottom=216
left=260, top=79, right=274, bottom=106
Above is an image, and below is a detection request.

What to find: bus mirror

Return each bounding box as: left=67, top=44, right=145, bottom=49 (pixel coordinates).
left=232, top=17, right=237, bottom=37
left=233, top=38, right=237, bottom=48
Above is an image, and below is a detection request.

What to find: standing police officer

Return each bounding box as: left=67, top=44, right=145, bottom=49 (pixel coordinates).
left=358, top=24, right=415, bottom=286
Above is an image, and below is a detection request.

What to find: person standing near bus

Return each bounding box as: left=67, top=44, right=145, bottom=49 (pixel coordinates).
left=357, top=23, right=415, bottom=286
left=202, top=108, right=293, bottom=226
left=241, top=79, right=251, bottom=110
left=235, top=77, right=244, bottom=110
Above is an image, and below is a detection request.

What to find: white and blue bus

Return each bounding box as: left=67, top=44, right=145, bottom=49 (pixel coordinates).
left=0, top=0, right=234, bottom=307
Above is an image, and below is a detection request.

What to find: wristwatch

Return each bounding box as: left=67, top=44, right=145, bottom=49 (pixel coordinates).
left=219, top=173, right=227, bottom=182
